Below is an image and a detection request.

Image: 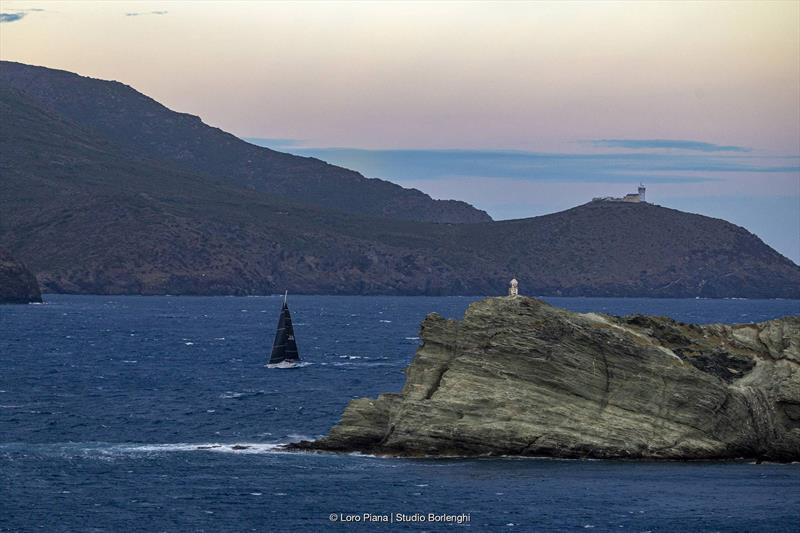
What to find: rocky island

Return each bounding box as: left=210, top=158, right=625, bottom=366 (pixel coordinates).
left=0, top=248, right=41, bottom=304
left=292, top=296, right=800, bottom=461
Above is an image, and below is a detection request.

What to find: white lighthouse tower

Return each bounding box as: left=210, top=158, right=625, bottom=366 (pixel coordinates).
left=638, top=183, right=646, bottom=202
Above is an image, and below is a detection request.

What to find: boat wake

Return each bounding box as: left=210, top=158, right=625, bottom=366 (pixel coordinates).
left=264, top=361, right=313, bottom=369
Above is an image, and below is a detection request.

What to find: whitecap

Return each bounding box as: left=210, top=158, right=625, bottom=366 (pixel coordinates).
left=118, top=442, right=288, bottom=454
left=184, top=342, right=194, bottom=346
left=284, top=434, right=313, bottom=442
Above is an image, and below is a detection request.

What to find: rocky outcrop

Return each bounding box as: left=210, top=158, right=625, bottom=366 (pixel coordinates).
left=0, top=248, right=42, bottom=304
left=293, top=297, right=800, bottom=461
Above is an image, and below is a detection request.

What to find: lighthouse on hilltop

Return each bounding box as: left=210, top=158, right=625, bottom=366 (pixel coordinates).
left=593, top=184, right=647, bottom=203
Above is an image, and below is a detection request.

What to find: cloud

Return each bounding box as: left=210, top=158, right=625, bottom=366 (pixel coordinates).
left=260, top=147, right=796, bottom=184
left=125, top=10, right=168, bottom=17
left=244, top=137, right=306, bottom=149
left=1, top=8, right=45, bottom=23
left=592, top=139, right=750, bottom=152
left=0, top=12, right=27, bottom=23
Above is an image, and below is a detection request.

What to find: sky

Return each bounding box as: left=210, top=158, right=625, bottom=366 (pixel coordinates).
left=1, top=1, right=798, bottom=262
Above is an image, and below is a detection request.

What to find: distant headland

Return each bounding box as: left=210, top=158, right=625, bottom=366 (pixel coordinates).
left=1, top=61, right=799, bottom=299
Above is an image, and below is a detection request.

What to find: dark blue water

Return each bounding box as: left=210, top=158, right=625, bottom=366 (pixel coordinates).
left=2, top=295, right=799, bottom=531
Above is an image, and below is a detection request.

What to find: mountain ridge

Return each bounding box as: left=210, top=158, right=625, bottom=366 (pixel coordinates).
left=1, top=63, right=798, bottom=298
left=0, top=60, right=490, bottom=224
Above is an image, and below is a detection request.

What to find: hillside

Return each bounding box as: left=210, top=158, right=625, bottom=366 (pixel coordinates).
left=0, top=248, right=41, bottom=304
left=0, top=61, right=489, bottom=224
left=1, top=80, right=799, bottom=298
left=455, top=201, right=800, bottom=298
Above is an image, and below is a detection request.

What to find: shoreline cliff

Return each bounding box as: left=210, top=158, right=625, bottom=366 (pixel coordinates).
left=290, top=296, right=800, bottom=461
left=0, top=248, right=42, bottom=304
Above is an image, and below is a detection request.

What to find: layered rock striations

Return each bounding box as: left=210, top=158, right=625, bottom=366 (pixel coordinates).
left=295, top=297, right=800, bottom=461
left=0, top=248, right=42, bottom=304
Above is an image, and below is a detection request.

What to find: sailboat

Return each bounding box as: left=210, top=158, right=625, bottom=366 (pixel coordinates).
left=266, top=291, right=301, bottom=368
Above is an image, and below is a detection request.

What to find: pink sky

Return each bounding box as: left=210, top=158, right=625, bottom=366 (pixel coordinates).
left=1, top=1, right=798, bottom=261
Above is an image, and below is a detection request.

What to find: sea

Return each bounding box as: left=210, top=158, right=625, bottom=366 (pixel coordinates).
left=2, top=295, right=799, bottom=532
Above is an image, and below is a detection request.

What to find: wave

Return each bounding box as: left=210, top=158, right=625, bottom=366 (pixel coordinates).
left=321, top=361, right=396, bottom=368
left=219, top=389, right=268, bottom=399
left=0, top=439, right=309, bottom=458
left=118, top=442, right=288, bottom=454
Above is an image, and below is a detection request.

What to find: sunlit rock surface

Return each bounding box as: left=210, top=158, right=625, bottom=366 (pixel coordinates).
left=293, top=297, right=800, bottom=461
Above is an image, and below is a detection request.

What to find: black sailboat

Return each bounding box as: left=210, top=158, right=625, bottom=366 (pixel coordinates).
left=266, top=292, right=301, bottom=368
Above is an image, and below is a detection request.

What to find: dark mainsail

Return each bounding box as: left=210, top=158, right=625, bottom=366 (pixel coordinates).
left=268, top=296, right=300, bottom=365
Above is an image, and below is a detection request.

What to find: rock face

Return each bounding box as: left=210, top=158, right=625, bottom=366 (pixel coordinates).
left=294, top=297, right=800, bottom=461
left=0, top=248, right=42, bottom=304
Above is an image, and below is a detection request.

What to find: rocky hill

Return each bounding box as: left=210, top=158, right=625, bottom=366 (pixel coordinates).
left=0, top=61, right=489, bottom=224
left=1, top=67, right=799, bottom=298
left=292, top=296, right=800, bottom=461
left=0, top=248, right=41, bottom=304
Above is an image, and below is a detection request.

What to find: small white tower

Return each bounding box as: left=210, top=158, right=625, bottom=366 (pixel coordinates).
left=638, top=183, right=646, bottom=202
left=508, top=278, right=519, bottom=297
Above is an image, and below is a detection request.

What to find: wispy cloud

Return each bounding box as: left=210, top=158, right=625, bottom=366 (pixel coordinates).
left=125, top=10, right=168, bottom=17
left=1, top=7, right=45, bottom=23
left=592, top=139, right=750, bottom=153
left=0, top=12, right=27, bottom=23
left=246, top=146, right=796, bottom=184
left=244, top=137, right=306, bottom=149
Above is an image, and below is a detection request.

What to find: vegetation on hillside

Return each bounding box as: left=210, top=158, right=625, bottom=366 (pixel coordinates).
left=1, top=73, right=798, bottom=298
